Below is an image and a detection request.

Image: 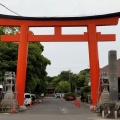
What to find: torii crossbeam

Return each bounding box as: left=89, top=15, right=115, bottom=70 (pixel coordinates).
left=0, top=13, right=119, bottom=107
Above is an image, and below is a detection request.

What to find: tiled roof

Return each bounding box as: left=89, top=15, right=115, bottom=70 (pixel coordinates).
left=100, top=58, right=120, bottom=77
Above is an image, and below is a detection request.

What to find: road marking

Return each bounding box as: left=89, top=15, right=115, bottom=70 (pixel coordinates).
left=60, top=107, right=68, bottom=114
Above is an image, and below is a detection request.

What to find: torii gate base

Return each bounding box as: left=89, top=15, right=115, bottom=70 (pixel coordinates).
left=0, top=13, right=119, bottom=107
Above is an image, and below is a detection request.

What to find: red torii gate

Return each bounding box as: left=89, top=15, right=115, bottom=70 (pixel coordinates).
left=0, top=13, right=119, bottom=107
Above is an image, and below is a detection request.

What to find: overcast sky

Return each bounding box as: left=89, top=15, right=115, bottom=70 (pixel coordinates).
left=0, top=0, right=120, bottom=76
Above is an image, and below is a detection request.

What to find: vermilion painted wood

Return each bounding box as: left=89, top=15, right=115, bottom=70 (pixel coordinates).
left=0, top=17, right=118, bottom=26
left=16, top=25, right=29, bottom=106
left=2, top=32, right=115, bottom=42
left=0, top=16, right=119, bottom=106
left=87, top=24, right=100, bottom=106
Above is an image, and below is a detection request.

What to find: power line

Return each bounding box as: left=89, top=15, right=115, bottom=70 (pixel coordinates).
left=0, top=3, right=21, bottom=16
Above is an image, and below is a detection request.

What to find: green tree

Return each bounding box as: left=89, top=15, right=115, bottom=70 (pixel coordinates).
left=46, top=69, right=90, bottom=101
left=0, top=27, right=18, bottom=83
left=59, top=71, right=70, bottom=81
left=51, top=76, right=60, bottom=87
left=26, top=42, right=50, bottom=93
left=0, top=43, right=18, bottom=82
left=77, top=69, right=90, bottom=101
left=69, top=73, right=78, bottom=92
left=55, top=81, right=71, bottom=93
left=49, top=70, right=79, bottom=93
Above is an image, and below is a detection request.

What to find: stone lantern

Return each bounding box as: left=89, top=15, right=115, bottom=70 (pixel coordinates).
left=0, top=72, right=19, bottom=113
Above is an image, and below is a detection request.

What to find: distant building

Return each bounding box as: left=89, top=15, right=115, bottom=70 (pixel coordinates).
left=46, top=84, right=55, bottom=96
left=101, top=58, right=120, bottom=78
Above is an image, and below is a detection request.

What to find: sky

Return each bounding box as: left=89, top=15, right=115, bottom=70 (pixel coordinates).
left=0, top=0, right=120, bottom=76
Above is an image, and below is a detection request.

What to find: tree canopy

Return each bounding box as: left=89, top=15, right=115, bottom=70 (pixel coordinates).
left=55, top=81, right=71, bottom=93
left=0, top=27, right=51, bottom=95
left=46, top=68, right=90, bottom=101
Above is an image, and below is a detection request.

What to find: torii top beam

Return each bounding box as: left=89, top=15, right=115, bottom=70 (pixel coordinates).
left=0, top=12, right=119, bottom=26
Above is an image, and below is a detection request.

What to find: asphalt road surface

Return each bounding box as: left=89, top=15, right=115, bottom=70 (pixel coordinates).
left=0, top=97, right=117, bottom=120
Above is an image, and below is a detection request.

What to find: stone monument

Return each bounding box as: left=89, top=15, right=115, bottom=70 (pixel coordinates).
left=108, top=50, right=118, bottom=101
left=95, top=50, right=120, bottom=119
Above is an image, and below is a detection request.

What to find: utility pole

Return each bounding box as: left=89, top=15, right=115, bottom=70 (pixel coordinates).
left=69, top=69, right=72, bottom=93
left=69, top=69, right=70, bottom=82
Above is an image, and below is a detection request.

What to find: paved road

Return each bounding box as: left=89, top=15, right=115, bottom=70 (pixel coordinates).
left=0, top=97, right=117, bottom=120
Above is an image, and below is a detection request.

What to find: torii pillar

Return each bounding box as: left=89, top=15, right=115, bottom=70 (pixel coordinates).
left=1, top=15, right=119, bottom=107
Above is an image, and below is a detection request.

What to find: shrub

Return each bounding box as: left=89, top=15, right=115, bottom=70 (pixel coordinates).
left=64, top=92, right=76, bottom=101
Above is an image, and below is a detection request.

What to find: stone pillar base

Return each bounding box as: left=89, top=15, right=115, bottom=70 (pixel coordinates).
left=19, top=106, right=28, bottom=112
